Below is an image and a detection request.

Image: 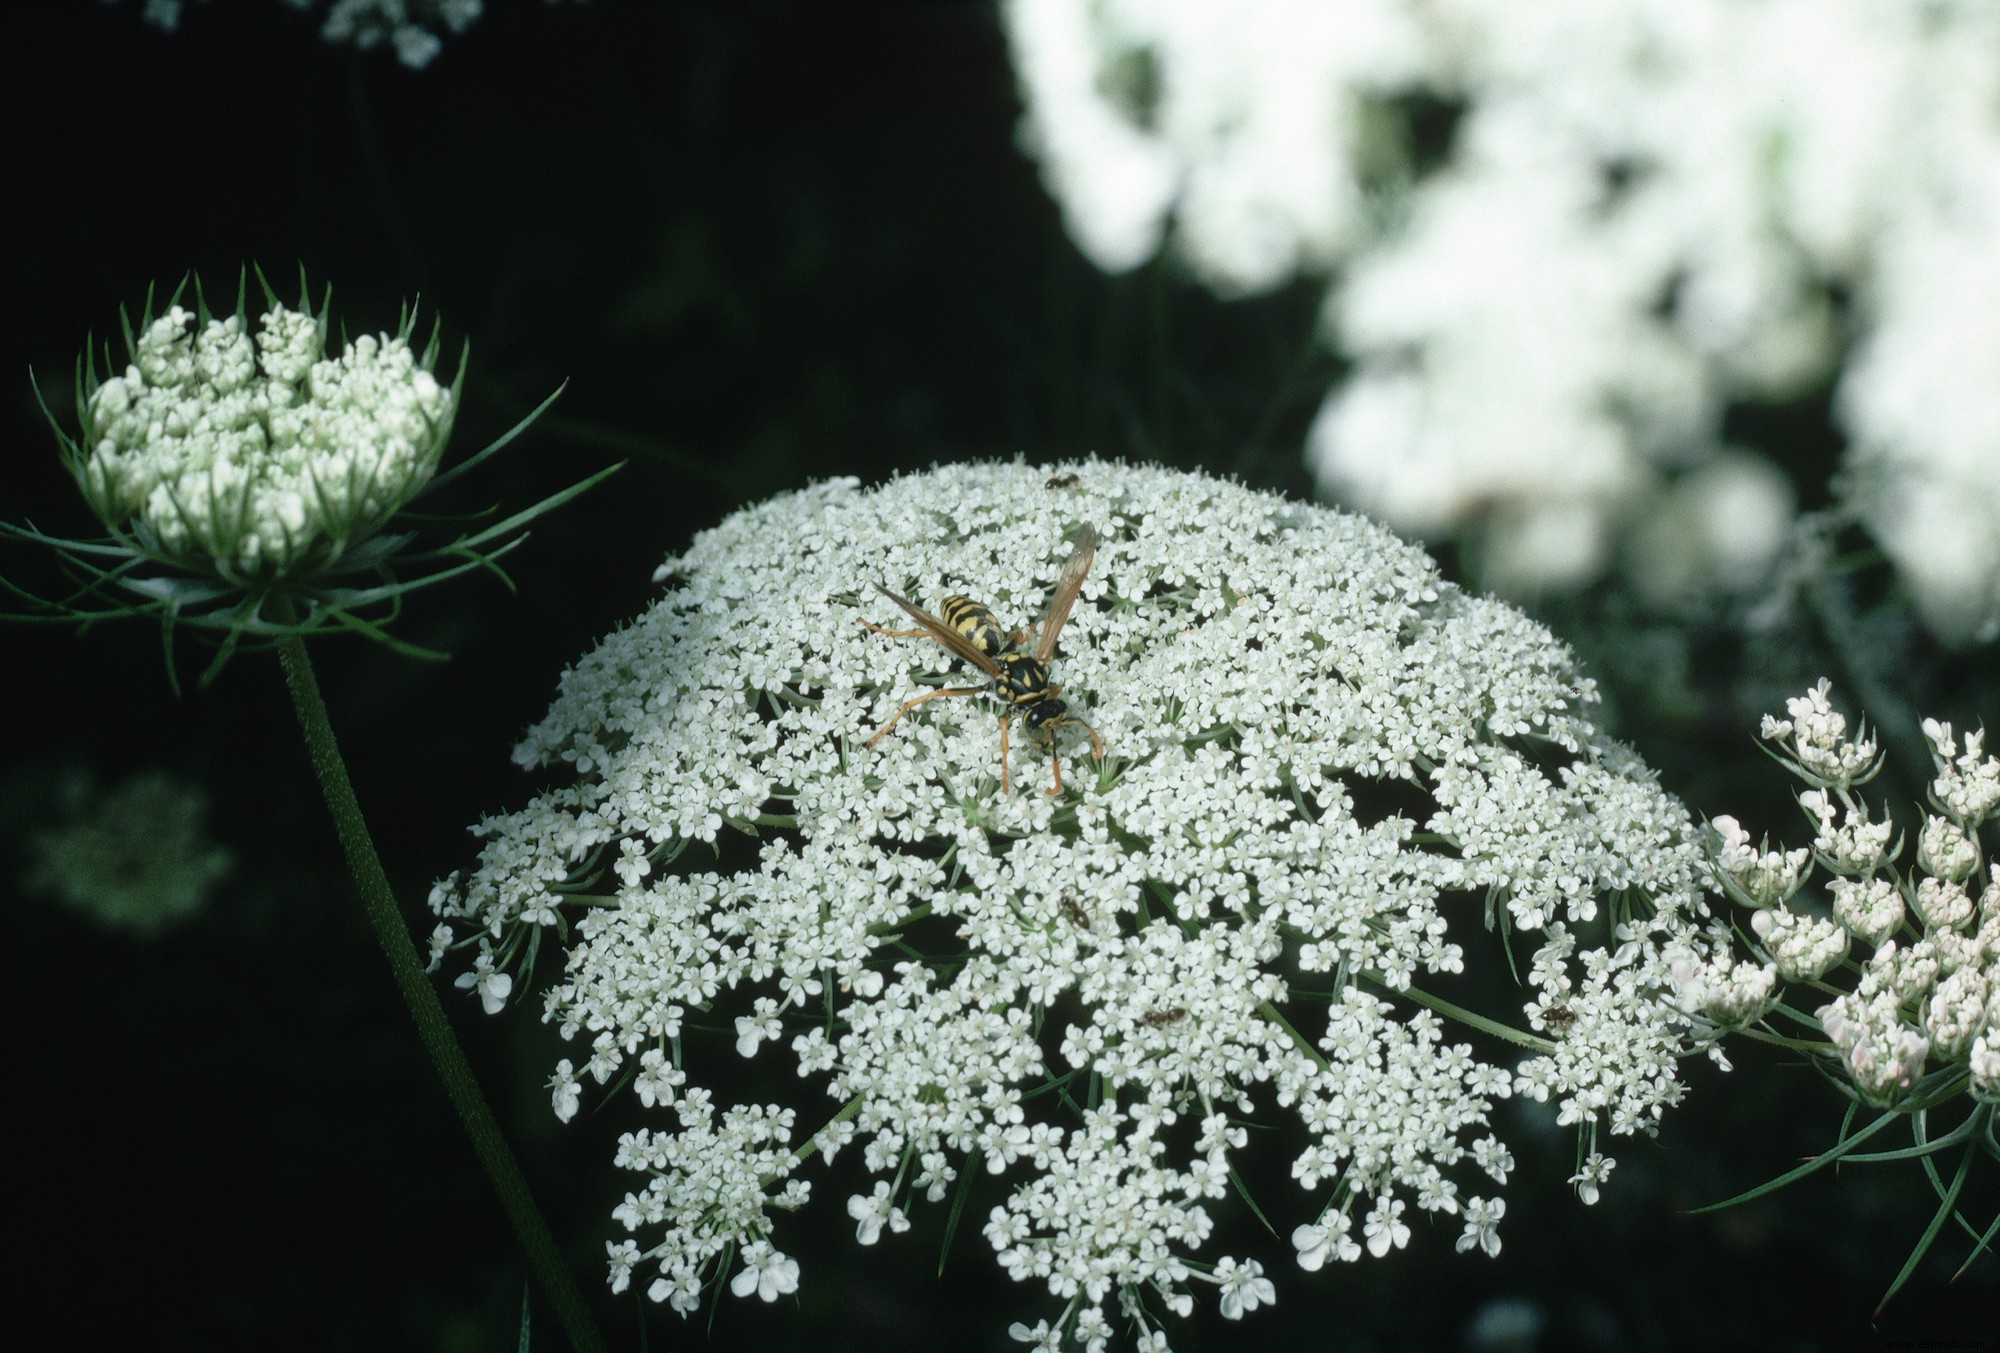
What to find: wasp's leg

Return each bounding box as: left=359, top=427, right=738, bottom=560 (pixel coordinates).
left=1047, top=721, right=1104, bottom=796
left=856, top=617, right=933, bottom=639
left=999, top=710, right=1013, bottom=795
left=866, top=686, right=987, bottom=746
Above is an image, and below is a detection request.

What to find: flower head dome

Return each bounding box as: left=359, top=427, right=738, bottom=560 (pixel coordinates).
left=435, top=460, right=1712, bottom=1342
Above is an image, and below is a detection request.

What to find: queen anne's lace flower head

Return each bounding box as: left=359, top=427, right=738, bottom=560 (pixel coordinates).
left=434, top=461, right=1713, bottom=1345
left=77, top=292, right=455, bottom=582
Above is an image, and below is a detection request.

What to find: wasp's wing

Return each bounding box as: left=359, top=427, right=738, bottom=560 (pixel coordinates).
left=1030, top=523, right=1097, bottom=662
left=874, top=585, right=1005, bottom=677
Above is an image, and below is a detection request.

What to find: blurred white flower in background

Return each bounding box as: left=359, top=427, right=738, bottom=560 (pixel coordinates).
left=111, top=0, right=491, bottom=68
left=1005, top=0, right=2000, bottom=640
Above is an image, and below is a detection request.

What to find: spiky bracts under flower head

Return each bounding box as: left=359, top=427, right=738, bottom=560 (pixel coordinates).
left=433, top=461, right=1712, bottom=1347
left=71, top=272, right=456, bottom=582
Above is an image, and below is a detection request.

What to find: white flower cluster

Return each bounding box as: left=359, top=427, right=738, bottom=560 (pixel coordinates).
left=118, top=0, right=490, bottom=68
left=80, top=301, right=453, bottom=580
left=21, top=767, right=233, bottom=936
left=1003, top=0, right=2000, bottom=636
left=1701, top=685, right=2000, bottom=1104
left=432, top=461, right=1712, bottom=1346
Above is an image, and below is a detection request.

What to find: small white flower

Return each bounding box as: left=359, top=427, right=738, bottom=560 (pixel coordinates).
left=423, top=922, right=453, bottom=974
left=1916, top=815, right=1980, bottom=884
left=1711, top=816, right=1808, bottom=908
left=1750, top=908, right=1850, bottom=983
left=1363, top=1198, right=1410, bottom=1257
left=1924, top=720, right=2000, bottom=824
left=549, top=1059, right=581, bottom=1123
left=1455, top=1197, right=1505, bottom=1257
left=1008, top=1321, right=1060, bottom=1351
left=1570, top=1154, right=1615, bottom=1205
left=633, top=1049, right=685, bottom=1109
left=1212, top=1256, right=1276, bottom=1319
left=846, top=1182, right=910, bottom=1246
left=1969, top=1034, right=2000, bottom=1102
left=1472, top=1137, right=1515, bottom=1185
left=1912, top=877, right=1975, bottom=932
left=453, top=947, right=513, bottom=1015
left=606, top=1239, right=640, bottom=1295
left=1291, top=1215, right=1361, bottom=1270
left=729, top=1240, right=800, bottom=1303
left=1773, top=681, right=1883, bottom=789
left=734, top=996, right=784, bottom=1058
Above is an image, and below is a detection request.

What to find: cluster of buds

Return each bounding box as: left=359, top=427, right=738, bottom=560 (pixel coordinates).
left=13, top=272, right=591, bottom=681
left=72, top=283, right=457, bottom=582
left=1696, top=681, right=2000, bottom=1105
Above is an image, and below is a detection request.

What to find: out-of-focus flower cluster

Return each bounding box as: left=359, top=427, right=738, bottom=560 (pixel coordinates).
left=78, top=297, right=453, bottom=581
left=431, top=461, right=1715, bottom=1348
left=1689, top=680, right=2000, bottom=1104
left=22, top=768, right=233, bottom=936
left=1003, top=0, right=2000, bottom=638
left=116, top=0, right=491, bottom=68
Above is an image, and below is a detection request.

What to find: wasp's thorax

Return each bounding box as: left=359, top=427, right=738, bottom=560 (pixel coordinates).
left=994, top=653, right=1053, bottom=704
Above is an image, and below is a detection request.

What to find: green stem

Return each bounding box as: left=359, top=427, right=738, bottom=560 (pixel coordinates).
left=276, top=629, right=606, bottom=1353
left=1390, top=980, right=1556, bottom=1053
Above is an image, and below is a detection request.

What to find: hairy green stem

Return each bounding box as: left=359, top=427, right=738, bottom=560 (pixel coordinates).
left=276, top=630, right=606, bottom=1353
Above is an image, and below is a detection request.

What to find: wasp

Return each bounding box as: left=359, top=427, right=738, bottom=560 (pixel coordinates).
left=858, top=524, right=1105, bottom=795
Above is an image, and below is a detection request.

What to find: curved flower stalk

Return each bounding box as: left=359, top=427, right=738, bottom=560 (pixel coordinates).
left=9, top=270, right=602, bottom=687
left=5, top=274, right=614, bottom=1352
left=434, top=460, right=1716, bottom=1348
left=1691, top=680, right=2000, bottom=1310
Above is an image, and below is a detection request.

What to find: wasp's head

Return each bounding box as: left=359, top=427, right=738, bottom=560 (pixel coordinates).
left=1024, top=697, right=1069, bottom=737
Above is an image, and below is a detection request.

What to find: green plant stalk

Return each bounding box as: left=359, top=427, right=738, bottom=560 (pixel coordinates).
left=277, top=630, right=606, bottom=1353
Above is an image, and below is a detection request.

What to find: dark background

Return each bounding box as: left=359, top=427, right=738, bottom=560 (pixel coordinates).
left=4, top=2, right=1993, bottom=1350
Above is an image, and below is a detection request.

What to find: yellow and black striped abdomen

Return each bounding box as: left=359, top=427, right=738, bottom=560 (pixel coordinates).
left=938, top=594, right=1009, bottom=658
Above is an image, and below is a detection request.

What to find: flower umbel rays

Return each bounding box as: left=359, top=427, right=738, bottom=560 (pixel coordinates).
left=1692, top=681, right=2000, bottom=1311
left=433, top=461, right=1715, bottom=1346
left=7, top=271, right=598, bottom=685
